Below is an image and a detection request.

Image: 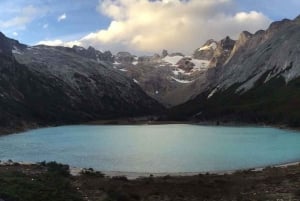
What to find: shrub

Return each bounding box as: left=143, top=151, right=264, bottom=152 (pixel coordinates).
left=42, top=161, right=70, bottom=176
left=80, top=168, right=105, bottom=177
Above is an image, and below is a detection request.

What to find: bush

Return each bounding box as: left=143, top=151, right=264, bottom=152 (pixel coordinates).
left=111, top=176, right=129, bottom=182
left=39, top=161, right=70, bottom=176
left=80, top=168, right=105, bottom=178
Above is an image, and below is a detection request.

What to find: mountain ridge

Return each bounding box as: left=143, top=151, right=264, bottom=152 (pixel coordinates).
left=2, top=14, right=300, bottom=131
left=168, top=15, right=300, bottom=126
left=0, top=33, right=164, bottom=133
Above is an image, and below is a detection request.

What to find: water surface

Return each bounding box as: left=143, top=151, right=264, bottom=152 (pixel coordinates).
left=0, top=125, right=300, bottom=173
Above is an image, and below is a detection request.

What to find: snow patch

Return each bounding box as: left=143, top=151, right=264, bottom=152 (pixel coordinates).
left=119, top=68, right=128, bottom=72
left=162, top=55, right=183, bottom=66
left=171, top=77, right=194, bottom=84
left=172, top=68, right=185, bottom=75
left=207, top=88, right=218, bottom=99
left=12, top=46, right=23, bottom=55
left=190, top=59, right=210, bottom=70
left=113, top=61, right=121, bottom=65
left=198, top=42, right=217, bottom=51
left=133, top=79, right=139, bottom=83
left=132, top=61, right=138, bottom=65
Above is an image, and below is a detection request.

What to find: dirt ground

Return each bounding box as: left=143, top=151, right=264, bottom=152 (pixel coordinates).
left=1, top=162, right=300, bottom=201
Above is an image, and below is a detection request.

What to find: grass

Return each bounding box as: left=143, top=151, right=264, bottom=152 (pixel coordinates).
left=1, top=162, right=300, bottom=201
left=0, top=162, right=82, bottom=201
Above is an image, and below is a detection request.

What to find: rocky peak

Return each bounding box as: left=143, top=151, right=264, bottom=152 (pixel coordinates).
left=0, top=32, right=13, bottom=57
left=254, top=30, right=265, bottom=36
left=70, top=45, right=113, bottom=62
left=161, top=49, right=168, bottom=58
left=294, top=14, right=300, bottom=22
left=115, top=52, right=135, bottom=64
left=193, top=39, right=217, bottom=60
left=177, top=57, right=195, bottom=73
left=267, top=19, right=292, bottom=34
left=220, top=36, right=235, bottom=51
left=138, top=54, right=161, bottom=64
left=99, top=51, right=113, bottom=62
left=207, top=36, right=236, bottom=68
left=203, top=39, right=218, bottom=48
left=232, top=31, right=252, bottom=51
left=239, top=31, right=252, bottom=44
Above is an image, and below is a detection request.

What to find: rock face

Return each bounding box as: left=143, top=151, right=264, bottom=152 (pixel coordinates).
left=112, top=51, right=214, bottom=107
left=3, top=14, right=300, bottom=127
left=57, top=45, right=114, bottom=63
left=0, top=33, right=164, bottom=130
left=193, top=39, right=217, bottom=60
left=170, top=15, right=300, bottom=126
left=108, top=36, right=236, bottom=107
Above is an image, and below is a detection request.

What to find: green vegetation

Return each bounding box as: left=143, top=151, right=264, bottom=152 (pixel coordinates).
left=0, top=162, right=82, bottom=201
left=80, top=168, right=105, bottom=178
left=1, top=162, right=300, bottom=201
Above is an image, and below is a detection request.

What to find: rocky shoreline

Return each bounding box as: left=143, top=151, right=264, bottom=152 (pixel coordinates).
left=1, top=161, right=300, bottom=201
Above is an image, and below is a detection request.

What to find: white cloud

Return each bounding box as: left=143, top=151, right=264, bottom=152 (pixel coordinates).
left=37, top=39, right=81, bottom=47
left=37, top=39, right=64, bottom=46
left=12, top=31, right=18, bottom=36
left=39, top=0, right=272, bottom=54
left=43, top=23, right=48, bottom=29
left=0, top=5, right=42, bottom=30
left=57, top=13, right=67, bottom=22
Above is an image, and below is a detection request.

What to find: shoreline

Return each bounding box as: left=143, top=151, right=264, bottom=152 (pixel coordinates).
left=2, top=159, right=300, bottom=200
left=1, top=119, right=299, bottom=137
left=71, top=161, right=300, bottom=179
left=2, top=160, right=300, bottom=180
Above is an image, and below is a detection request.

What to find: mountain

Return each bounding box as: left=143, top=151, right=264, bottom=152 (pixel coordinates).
left=0, top=33, right=164, bottom=132
left=169, top=15, right=300, bottom=126
left=2, top=15, right=300, bottom=129
left=111, top=48, right=217, bottom=107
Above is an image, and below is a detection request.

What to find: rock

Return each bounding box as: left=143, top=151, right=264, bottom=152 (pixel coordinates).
left=161, top=49, right=168, bottom=58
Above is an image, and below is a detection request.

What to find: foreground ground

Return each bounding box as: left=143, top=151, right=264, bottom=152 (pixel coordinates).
left=0, top=162, right=300, bottom=201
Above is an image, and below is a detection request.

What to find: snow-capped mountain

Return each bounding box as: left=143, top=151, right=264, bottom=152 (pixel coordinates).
left=170, top=15, right=300, bottom=126
left=2, top=14, right=300, bottom=128
left=111, top=47, right=221, bottom=107
left=0, top=33, right=164, bottom=131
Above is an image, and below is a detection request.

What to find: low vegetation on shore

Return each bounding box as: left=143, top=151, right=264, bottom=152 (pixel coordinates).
left=0, top=161, right=300, bottom=201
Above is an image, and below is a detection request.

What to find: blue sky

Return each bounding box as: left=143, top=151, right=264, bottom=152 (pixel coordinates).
left=0, top=0, right=299, bottom=54
left=236, top=0, right=300, bottom=20
left=0, top=0, right=110, bottom=43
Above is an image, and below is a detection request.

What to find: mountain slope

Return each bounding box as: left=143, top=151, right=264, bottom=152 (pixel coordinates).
left=169, top=16, right=300, bottom=126
left=0, top=33, right=164, bottom=131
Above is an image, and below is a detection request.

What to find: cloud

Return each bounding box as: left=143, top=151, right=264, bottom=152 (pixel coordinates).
left=39, top=0, right=272, bottom=54
left=12, top=31, right=18, bottom=36
left=57, top=13, right=67, bottom=22
left=37, top=39, right=81, bottom=47
left=43, top=23, right=48, bottom=29
left=37, top=39, right=64, bottom=46
left=0, top=5, right=42, bottom=30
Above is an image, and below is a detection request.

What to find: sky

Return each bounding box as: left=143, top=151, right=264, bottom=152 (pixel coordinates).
left=0, top=0, right=300, bottom=55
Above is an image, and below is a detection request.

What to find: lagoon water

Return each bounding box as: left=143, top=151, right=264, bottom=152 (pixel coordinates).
left=1, top=125, right=300, bottom=173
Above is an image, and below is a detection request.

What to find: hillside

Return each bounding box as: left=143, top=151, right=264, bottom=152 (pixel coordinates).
left=0, top=33, right=164, bottom=132
left=169, top=15, right=300, bottom=126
